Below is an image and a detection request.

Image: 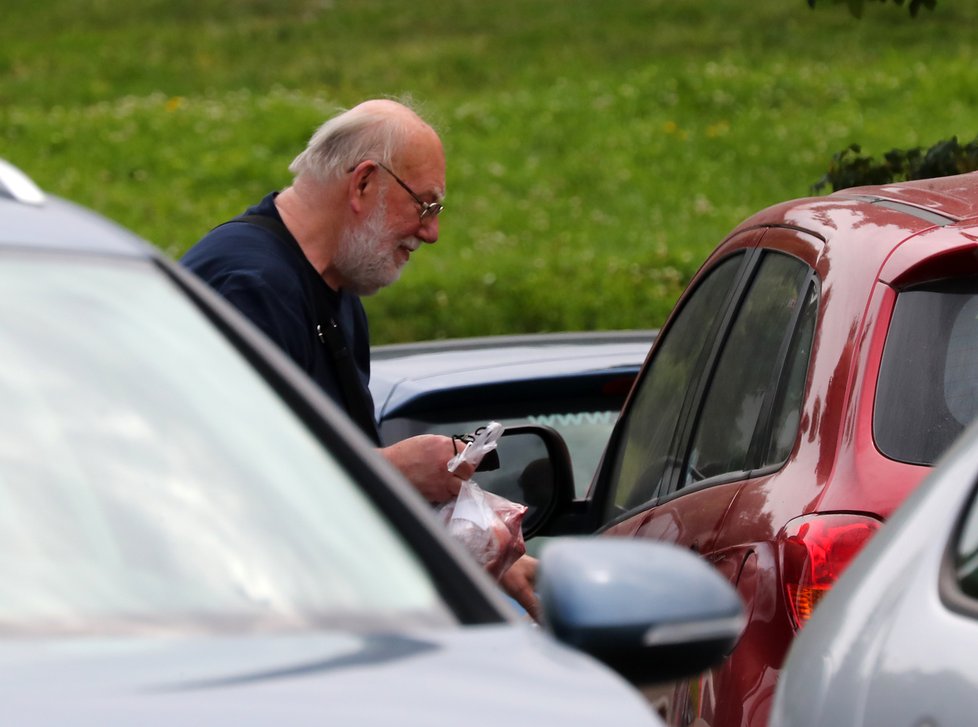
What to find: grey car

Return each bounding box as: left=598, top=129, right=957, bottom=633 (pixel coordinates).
left=769, top=417, right=978, bottom=727
left=371, top=331, right=654, bottom=495
left=0, top=158, right=741, bottom=725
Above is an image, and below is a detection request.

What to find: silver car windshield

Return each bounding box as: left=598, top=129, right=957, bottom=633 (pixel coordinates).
left=0, top=255, right=450, bottom=635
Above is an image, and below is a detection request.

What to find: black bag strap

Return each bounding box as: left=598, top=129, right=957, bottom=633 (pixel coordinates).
left=230, top=214, right=379, bottom=438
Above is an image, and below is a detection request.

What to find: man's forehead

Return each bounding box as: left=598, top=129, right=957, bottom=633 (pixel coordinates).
left=399, top=132, right=446, bottom=197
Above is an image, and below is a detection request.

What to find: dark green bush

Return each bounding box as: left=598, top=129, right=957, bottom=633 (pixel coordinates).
left=807, top=0, right=936, bottom=17
left=813, top=136, right=978, bottom=193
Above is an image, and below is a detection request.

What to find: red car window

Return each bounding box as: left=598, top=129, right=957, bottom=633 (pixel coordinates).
left=604, top=253, right=744, bottom=518
left=683, top=253, right=815, bottom=486
left=876, top=277, right=978, bottom=465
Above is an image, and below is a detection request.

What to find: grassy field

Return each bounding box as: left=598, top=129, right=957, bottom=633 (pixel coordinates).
left=3, top=0, right=977, bottom=342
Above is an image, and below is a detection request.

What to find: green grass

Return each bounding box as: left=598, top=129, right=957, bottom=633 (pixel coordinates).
left=3, top=0, right=976, bottom=342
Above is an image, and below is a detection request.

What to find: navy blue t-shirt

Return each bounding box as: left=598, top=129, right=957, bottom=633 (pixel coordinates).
left=181, top=193, right=380, bottom=443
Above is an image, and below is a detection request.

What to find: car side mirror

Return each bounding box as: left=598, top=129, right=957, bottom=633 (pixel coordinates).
left=538, top=537, right=745, bottom=686
left=471, top=424, right=576, bottom=538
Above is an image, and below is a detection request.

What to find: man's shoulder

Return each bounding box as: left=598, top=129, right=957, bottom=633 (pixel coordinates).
left=181, top=217, right=302, bottom=286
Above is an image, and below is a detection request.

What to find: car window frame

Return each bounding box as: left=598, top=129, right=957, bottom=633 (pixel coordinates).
left=677, top=256, right=819, bottom=492
left=588, top=246, right=757, bottom=530
left=591, top=241, right=820, bottom=532
left=940, top=477, right=978, bottom=619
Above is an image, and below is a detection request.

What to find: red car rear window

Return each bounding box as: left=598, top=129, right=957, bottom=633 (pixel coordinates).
left=875, top=277, right=978, bottom=465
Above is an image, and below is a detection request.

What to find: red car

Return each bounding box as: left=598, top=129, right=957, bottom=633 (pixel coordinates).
left=521, top=171, right=978, bottom=727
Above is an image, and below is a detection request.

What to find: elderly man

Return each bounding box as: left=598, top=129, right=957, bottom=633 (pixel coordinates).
left=182, top=99, right=538, bottom=617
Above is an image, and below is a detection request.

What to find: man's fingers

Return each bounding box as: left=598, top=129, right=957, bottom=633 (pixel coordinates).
left=450, top=460, right=476, bottom=480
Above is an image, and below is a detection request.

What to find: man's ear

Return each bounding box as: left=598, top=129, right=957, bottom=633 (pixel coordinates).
left=348, top=161, right=375, bottom=214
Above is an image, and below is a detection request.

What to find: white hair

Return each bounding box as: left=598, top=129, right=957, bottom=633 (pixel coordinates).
left=288, top=101, right=425, bottom=183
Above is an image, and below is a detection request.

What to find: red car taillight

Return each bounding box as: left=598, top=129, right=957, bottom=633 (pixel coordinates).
left=780, top=514, right=881, bottom=630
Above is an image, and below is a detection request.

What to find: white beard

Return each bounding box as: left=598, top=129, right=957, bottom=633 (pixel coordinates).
left=333, top=197, right=419, bottom=296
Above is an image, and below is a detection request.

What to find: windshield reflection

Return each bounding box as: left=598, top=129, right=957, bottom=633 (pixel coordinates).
left=0, top=257, right=448, bottom=635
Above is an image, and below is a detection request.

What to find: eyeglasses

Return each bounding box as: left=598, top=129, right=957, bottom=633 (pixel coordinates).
left=351, top=161, right=444, bottom=222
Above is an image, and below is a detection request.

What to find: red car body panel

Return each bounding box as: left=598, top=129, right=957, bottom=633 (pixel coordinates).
left=596, top=172, right=978, bottom=727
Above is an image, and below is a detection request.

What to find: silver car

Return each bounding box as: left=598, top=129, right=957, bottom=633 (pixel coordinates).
left=371, top=331, right=654, bottom=495
left=0, top=159, right=741, bottom=725
left=770, top=417, right=978, bottom=726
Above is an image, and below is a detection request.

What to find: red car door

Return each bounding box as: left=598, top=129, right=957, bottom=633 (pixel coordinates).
left=597, top=236, right=822, bottom=727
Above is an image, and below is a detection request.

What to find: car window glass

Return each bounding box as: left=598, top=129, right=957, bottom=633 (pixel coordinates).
left=765, top=281, right=818, bottom=464
left=954, top=483, right=978, bottom=601
left=876, top=278, right=978, bottom=466
left=0, top=257, right=450, bottom=634
left=683, top=253, right=813, bottom=486
left=605, top=254, right=743, bottom=518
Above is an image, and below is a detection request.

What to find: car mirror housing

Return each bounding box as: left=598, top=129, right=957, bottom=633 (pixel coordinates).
left=538, top=537, right=745, bottom=686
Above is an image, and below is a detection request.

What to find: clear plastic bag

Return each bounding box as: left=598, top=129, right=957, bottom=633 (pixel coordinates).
left=439, top=422, right=527, bottom=579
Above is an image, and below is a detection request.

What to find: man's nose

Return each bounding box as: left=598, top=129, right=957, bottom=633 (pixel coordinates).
left=417, top=216, right=439, bottom=243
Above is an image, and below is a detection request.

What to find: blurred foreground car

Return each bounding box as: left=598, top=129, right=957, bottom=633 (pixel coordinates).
left=770, top=418, right=978, bottom=727
left=370, top=331, right=654, bottom=494
left=0, top=159, right=742, bottom=725
left=498, top=171, right=978, bottom=727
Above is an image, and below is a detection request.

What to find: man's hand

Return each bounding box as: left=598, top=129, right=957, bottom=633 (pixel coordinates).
left=379, top=434, right=475, bottom=503
left=499, top=554, right=540, bottom=621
